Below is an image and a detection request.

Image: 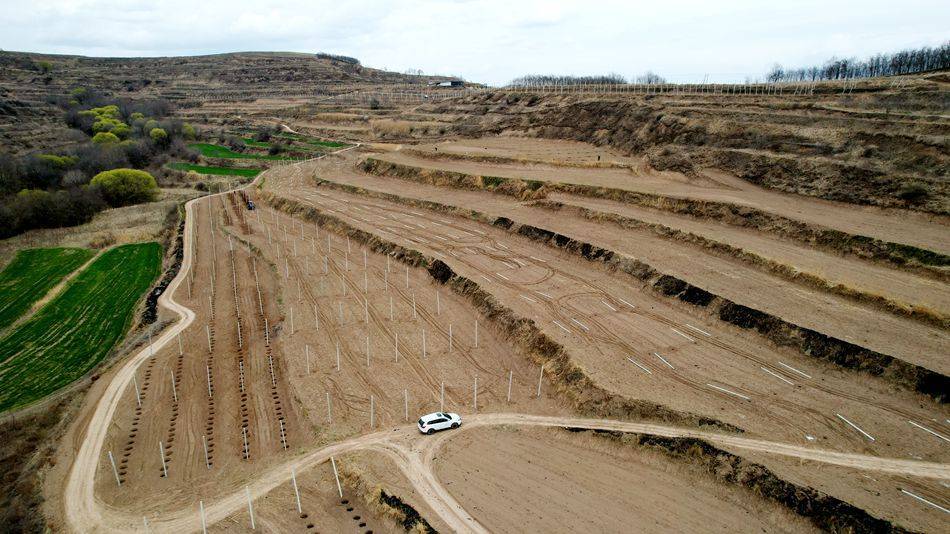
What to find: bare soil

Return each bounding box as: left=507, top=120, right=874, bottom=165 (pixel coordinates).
left=261, top=163, right=950, bottom=465
left=433, top=426, right=817, bottom=533
left=278, top=152, right=950, bottom=376
left=376, top=148, right=950, bottom=255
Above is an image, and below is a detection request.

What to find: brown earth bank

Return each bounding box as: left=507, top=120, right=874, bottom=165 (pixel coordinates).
left=367, top=150, right=950, bottom=260
left=419, top=81, right=950, bottom=214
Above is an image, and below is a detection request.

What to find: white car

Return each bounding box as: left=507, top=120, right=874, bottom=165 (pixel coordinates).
left=417, top=412, right=462, bottom=434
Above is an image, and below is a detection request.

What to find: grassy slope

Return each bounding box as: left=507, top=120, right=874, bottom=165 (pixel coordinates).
left=167, top=162, right=262, bottom=177
left=0, top=247, right=94, bottom=332
left=189, top=142, right=297, bottom=160
left=276, top=132, right=349, bottom=147
left=0, top=242, right=162, bottom=412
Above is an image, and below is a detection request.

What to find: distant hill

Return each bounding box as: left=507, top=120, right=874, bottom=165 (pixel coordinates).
left=0, top=51, right=451, bottom=153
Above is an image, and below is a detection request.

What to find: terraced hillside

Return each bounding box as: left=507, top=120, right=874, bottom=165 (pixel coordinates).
left=0, top=51, right=452, bottom=154
left=419, top=74, right=950, bottom=214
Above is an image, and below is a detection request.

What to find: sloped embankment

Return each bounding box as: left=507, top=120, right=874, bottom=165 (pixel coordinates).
left=259, top=190, right=739, bottom=432
left=361, top=157, right=950, bottom=280
left=295, top=174, right=949, bottom=404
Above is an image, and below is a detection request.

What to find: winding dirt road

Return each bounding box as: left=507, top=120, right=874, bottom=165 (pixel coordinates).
left=60, top=154, right=950, bottom=534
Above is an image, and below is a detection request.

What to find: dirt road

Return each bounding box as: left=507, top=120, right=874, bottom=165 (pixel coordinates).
left=59, top=150, right=950, bottom=533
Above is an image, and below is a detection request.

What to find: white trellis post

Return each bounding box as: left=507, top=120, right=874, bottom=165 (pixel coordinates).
left=246, top=486, right=256, bottom=530
left=331, top=456, right=343, bottom=497
left=132, top=375, right=142, bottom=407
left=159, top=441, right=168, bottom=478
left=108, top=451, right=121, bottom=486
left=291, top=467, right=302, bottom=513
left=537, top=364, right=544, bottom=397
left=507, top=370, right=513, bottom=403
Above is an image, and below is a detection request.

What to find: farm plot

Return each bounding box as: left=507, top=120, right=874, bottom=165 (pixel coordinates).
left=255, top=164, right=950, bottom=529
left=93, top=189, right=563, bottom=515
left=0, top=243, right=161, bottom=412
left=434, top=426, right=816, bottom=533
left=167, top=162, right=263, bottom=177
left=260, top=167, right=950, bottom=461
left=0, top=247, right=94, bottom=331
left=373, top=149, right=950, bottom=255
left=189, top=143, right=298, bottom=161
left=296, top=153, right=950, bottom=377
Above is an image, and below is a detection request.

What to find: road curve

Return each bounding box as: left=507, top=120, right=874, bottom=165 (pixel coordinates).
left=60, top=151, right=950, bottom=533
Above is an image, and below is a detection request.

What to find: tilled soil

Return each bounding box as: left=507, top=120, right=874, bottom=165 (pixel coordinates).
left=376, top=149, right=950, bottom=255
left=260, top=166, right=950, bottom=466
left=273, top=153, right=950, bottom=376
left=433, top=426, right=818, bottom=533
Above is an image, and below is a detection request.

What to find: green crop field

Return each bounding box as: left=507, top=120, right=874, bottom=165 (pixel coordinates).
left=0, top=247, right=94, bottom=332
left=0, top=243, right=162, bottom=412
left=275, top=133, right=349, bottom=148
left=189, top=143, right=297, bottom=161
left=241, top=137, right=271, bottom=148
left=168, top=162, right=262, bottom=177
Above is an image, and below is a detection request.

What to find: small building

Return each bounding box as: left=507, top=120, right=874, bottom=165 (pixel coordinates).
left=430, top=80, right=465, bottom=87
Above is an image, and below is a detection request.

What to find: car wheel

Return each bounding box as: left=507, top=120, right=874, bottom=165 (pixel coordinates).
left=451, top=422, right=459, bottom=429
left=426, top=428, right=435, bottom=435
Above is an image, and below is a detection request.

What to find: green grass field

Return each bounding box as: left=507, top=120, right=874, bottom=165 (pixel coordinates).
left=275, top=133, right=349, bottom=148
left=0, top=248, right=94, bottom=332
left=189, top=143, right=297, bottom=161
left=241, top=137, right=272, bottom=148
left=168, top=162, right=262, bottom=177
left=0, top=243, right=162, bottom=412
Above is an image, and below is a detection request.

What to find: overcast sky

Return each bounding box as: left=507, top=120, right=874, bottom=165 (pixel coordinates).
left=2, top=1, right=947, bottom=85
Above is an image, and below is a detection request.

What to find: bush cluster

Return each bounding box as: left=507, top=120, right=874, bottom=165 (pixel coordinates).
left=0, top=90, right=199, bottom=238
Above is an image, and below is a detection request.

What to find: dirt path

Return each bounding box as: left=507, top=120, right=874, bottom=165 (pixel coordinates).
left=63, top=411, right=950, bottom=533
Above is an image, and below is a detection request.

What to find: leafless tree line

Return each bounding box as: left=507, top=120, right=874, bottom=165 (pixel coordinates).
left=766, top=41, right=950, bottom=82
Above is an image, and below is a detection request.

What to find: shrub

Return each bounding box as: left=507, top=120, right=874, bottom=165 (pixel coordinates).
left=92, top=132, right=120, bottom=145
left=182, top=123, right=196, bottom=140
left=92, top=119, right=117, bottom=133
left=897, top=182, right=929, bottom=203
left=89, top=168, right=158, bottom=206
left=38, top=154, right=77, bottom=169
left=149, top=128, right=168, bottom=147
left=129, top=112, right=145, bottom=121
left=111, top=123, right=132, bottom=139
left=61, top=169, right=87, bottom=187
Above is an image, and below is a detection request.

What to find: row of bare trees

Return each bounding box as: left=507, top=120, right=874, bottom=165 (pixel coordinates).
left=766, top=42, right=950, bottom=82
left=509, top=71, right=667, bottom=86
